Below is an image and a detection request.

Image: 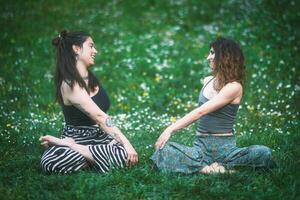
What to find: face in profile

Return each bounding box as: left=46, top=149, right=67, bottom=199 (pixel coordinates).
left=77, top=37, right=98, bottom=67
left=206, top=47, right=215, bottom=69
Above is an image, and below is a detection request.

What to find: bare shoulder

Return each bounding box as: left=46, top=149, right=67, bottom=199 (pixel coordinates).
left=61, top=81, right=85, bottom=93
left=222, top=81, right=243, bottom=96
left=203, top=75, right=214, bottom=85
left=61, top=81, right=73, bottom=95
left=226, top=81, right=242, bottom=90
left=61, top=81, right=85, bottom=96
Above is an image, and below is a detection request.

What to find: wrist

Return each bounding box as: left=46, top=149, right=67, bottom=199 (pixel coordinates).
left=122, top=140, right=132, bottom=147
left=166, top=126, right=174, bottom=134
left=68, top=143, right=76, bottom=149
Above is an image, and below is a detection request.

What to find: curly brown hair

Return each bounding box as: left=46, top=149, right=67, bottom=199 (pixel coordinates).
left=210, top=37, right=245, bottom=91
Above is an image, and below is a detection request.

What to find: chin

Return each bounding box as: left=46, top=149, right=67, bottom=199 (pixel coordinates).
left=86, top=63, right=94, bottom=68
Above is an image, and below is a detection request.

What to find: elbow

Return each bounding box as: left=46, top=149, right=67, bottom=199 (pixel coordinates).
left=194, top=108, right=205, bottom=120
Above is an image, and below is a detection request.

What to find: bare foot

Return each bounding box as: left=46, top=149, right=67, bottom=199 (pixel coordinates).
left=200, top=165, right=211, bottom=174
left=200, top=162, right=228, bottom=174
left=39, top=135, right=76, bottom=148
left=210, top=162, right=225, bottom=173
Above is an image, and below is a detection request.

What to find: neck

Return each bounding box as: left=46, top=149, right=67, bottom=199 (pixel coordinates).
left=76, top=62, right=88, bottom=78
left=214, top=75, right=221, bottom=91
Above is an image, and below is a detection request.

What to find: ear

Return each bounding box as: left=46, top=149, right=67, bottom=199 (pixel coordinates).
left=72, top=45, right=81, bottom=55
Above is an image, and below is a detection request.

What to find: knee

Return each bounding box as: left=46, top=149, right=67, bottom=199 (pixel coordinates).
left=40, top=157, right=53, bottom=173
left=157, top=143, right=174, bottom=156
left=250, top=145, right=272, bottom=158
left=40, top=148, right=71, bottom=173
left=250, top=145, right=276, bottom=167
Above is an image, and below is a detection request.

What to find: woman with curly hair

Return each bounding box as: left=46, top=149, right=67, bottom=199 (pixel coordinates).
left=151, top=37, right=275, bottom=174
left=40, top=30, right=138, bottom=174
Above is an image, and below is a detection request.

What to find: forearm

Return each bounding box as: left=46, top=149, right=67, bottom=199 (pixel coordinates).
left=168, top=108, right=203, bottom=133
left=95, top=115, right=131, bottom=146
left=69, top=143, right=95, bottom=162
left=103, top=126, right=131, bottom=146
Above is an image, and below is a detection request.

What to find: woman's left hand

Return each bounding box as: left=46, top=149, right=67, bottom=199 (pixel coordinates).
left=155, top=128, right=172, bottom=150
left=124, top=143, right=139, bottom=167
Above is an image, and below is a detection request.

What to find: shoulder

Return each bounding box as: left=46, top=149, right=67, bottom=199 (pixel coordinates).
left=221, top=81, right=243, bottom=97
left=61, top=81, right=86, bottom=95
left=61, top=81, right=72, bottom=94
left=225, top=81, right=242, bottom=90
left=203, top=75, right=214, bottom=85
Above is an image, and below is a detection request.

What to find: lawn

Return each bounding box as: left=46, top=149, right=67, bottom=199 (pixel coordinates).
left=0, top=0, right=299, bottom=199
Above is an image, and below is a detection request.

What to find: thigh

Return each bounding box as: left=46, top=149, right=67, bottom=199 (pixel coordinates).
left=89, top=143, right=128, bottom=173
left=151, top=141, right=206, bottom=174
left=41, top=145, right=87, bottom=173
left=224, top=145, right=273, bottom=168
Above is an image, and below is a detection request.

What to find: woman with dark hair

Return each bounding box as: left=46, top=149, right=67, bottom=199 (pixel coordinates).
left=40, top=30, right=138, bottom=174
left=151, top=38, right=275, bottom=174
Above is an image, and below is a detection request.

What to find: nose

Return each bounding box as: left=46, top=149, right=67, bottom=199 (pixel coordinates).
left=206, top=54, right=211, bottom=61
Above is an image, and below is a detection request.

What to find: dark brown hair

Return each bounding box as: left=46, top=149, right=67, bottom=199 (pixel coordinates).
left=210, top=37, right=245, bottom=91
left=52, top=30, right=99, bottom=104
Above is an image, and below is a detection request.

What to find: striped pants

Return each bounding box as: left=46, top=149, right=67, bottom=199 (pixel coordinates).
left=41, top=125, right=128, bottom=174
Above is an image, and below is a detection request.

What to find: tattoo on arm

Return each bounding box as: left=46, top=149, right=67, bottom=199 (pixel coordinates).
left=104, top=117, right=123, bottom=143
left=73, top=104, right=121, bottom=142
left=105, top=117, right=116, bottom=127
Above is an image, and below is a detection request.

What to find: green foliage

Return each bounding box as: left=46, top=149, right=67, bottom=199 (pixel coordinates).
left=0, top=0, right=299, bottom=199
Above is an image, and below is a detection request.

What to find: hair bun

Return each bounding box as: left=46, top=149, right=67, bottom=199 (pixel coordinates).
left=60, top=30, right=67, bottom=38
left=52, top=30, right=68, bottom=46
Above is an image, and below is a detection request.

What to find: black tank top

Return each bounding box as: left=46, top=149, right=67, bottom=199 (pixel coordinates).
left=62, top=86, right=110, bottom=126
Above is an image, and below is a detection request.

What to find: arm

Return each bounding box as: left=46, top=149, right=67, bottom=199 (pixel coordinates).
left=155, top=82, right=242, bottom=150
left=62, top=82, right=138, bottom=165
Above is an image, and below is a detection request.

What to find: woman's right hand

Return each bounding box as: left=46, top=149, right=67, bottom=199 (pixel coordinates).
left=155, top=128, right=172, bottom=150
left=123, top=143, right=138, bottom=166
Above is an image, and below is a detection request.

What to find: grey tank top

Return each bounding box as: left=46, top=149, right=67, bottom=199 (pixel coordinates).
left=196, top=77, right=240, bottom=134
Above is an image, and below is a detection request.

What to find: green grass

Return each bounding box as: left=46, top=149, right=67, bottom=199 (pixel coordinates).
left=0, top=0, right=299, bottom=199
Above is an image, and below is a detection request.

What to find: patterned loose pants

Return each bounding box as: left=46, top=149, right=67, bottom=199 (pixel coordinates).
left=151, top=135, right=275, bottom=173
